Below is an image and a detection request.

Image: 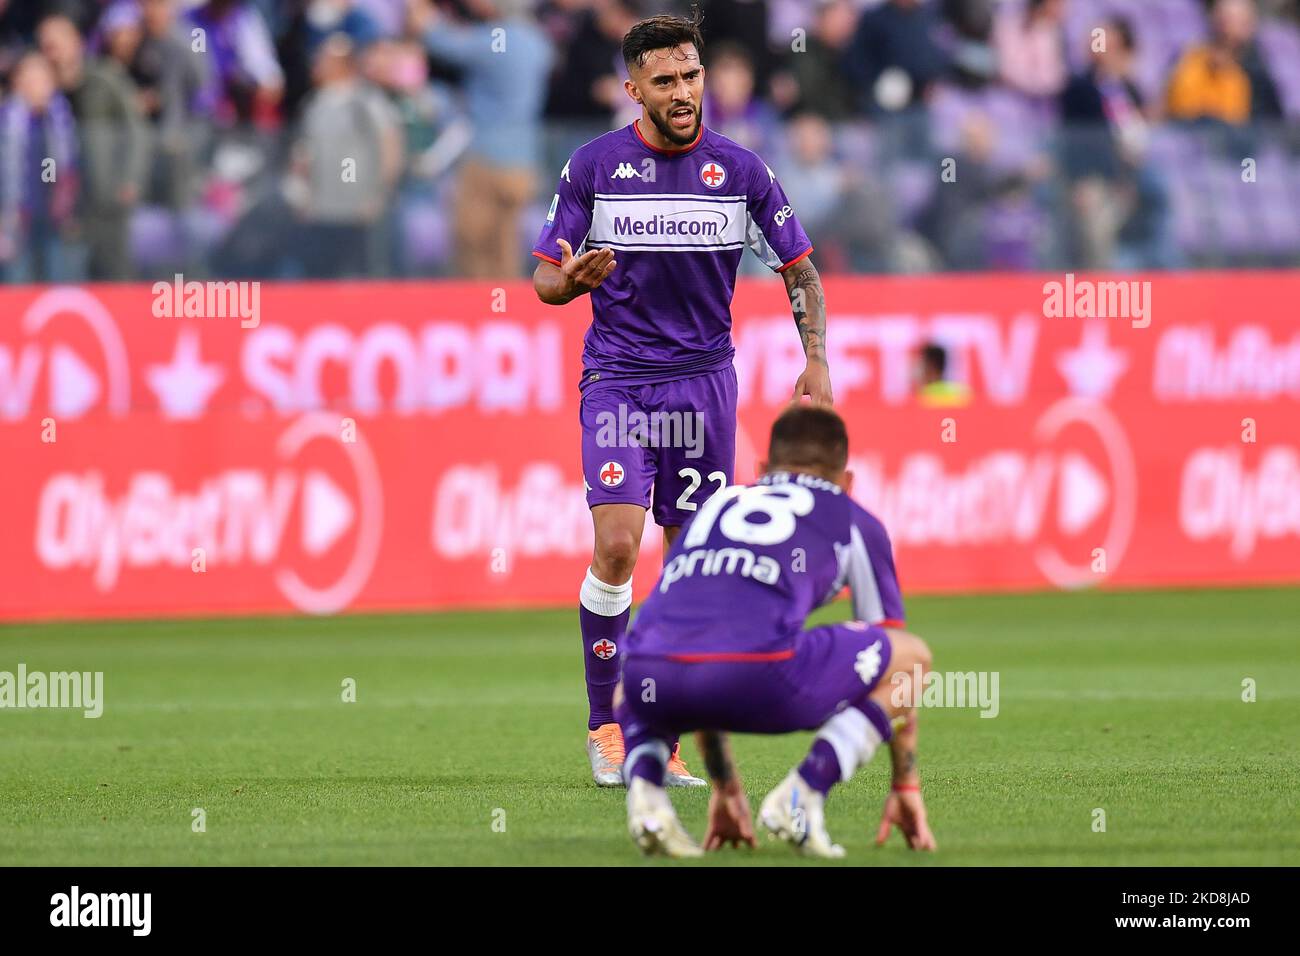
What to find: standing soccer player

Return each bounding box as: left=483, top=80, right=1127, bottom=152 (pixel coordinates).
left=532, top=12, right=833, bottom=787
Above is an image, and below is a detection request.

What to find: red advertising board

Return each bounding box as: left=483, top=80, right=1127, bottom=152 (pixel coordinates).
left=2, top=274, right=1298, bottom=620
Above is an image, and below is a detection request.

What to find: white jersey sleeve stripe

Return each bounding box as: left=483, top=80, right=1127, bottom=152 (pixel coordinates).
left=847, top=523, right=885, bottom=624
left=744, top=209, right=783, bottom=271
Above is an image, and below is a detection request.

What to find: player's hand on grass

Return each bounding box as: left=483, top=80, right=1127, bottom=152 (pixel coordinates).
left=875, top=787, right=937, bottom=851
left=557, top=238, right=616, bottom=297
left=791, top=360, right=833, bottom=406
left=703, top=779, right=756, bottom=850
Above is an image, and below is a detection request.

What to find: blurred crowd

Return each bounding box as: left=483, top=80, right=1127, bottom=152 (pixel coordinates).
left=2, top=0, right=1299, bottom=283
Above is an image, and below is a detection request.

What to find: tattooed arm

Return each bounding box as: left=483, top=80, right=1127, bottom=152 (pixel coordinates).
left=696, top=731, right=757, bottom=850
left=875, top=710, right=937, bottom=850
left=696, top=730, right=737, bottom=784
left=888, top=711, right=919, bottom=788
left=781, top=256, right=833, bottom=405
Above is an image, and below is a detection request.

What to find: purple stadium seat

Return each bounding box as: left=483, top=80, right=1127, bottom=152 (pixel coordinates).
left=399, top=199, right=449, bottom=273
left=929, top=85, right=1052, bottom=176
left=891, top=162, right=937, bottom=225
left=983, top=196, right=1043, bottom=270
left=129, top=206, right=182, bottom=270
left=832, top=123, right=877, bottom=169
left=1253, top=152, right=1299, bottom=254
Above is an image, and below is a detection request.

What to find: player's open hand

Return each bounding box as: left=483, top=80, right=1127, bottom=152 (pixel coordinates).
left=791, top=361, right=833, bottom=406
left=703, top=780, right=756, bottom=851
left=875, top=788, right=937, bottom=851
left=557, top=238, right=616, bottom=295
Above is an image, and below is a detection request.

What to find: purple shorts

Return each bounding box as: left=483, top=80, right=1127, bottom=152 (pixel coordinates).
left=618, top=622, right=894, bottom=738
left=579, top=366, right=737, bottom=527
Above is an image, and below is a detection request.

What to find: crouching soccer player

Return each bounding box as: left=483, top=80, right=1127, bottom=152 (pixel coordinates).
left=614, top=405, right=937, bottom=857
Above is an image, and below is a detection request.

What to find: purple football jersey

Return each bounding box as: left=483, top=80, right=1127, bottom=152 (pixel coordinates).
left=626, top=472, right=905, bottom=659
left=532, top=121, right=812, bottom=386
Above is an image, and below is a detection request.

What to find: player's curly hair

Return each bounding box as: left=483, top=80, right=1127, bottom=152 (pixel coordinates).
left=621, top=7, right=705, bottom=71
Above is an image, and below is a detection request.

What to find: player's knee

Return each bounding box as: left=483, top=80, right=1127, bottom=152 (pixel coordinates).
left=886, top=629, right=932, bottom=676
left=872, top=630, right=931, bottom=717
left=594, top=526, right=639, bottom=580
left=912, top=635, right=933, bottom=673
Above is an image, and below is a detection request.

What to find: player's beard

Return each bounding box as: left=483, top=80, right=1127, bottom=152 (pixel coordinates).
left=649, top=103, right=701, bottom=146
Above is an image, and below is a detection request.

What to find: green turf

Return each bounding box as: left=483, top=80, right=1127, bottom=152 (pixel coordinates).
left=1, top=587, right=1297, bottom=866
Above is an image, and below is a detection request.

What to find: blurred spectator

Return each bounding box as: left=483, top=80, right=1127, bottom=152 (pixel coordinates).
left=1166, top=0, right=1281, bottom=125
left=131, top=0, right=212, bottom=209
left=410, top=0, right=553, bottom=278
left=915, top=341, right=970, bottom=407
left=0, top=0, right=1295, bottom=282
left=1061, top=17, right=1173, bottom=270
left=279, top=0, right=385, bottom=118
left=0, top=0, right=42, bottom=81
left=778, top=0, right=857, bottom=120
left=777, top=112, right=900, bottom=272
left=1225, top=0, right=1284, bottom=121
left=1061, top=17, right=1147, bottom=181
left=37, top=1, right=111, bottom=36
left=776, top=113, right=843, bottom=231
left=361, top=35, right=438, bottom=155
left=99, top=3, right=144, bottom=65
left=39, top=13, right=149, bottom=280
left=844, top=0, right=950, bottom=115
left=685, top=0, right=775, bottom=91
left=188, top=0, right=285, bottom=126
left=288, top=32, right=403, bottom=277
left=543, top=0, right=637, bottom=123
left=916, top=112, right=1041, bottom=269
left=704, top=40, right=780, bottom=153
left=993, top=0, right=1068, bottom=98
left=0, top=52, right=80, bottom=281
left=942, top=0, right=997, bottom=88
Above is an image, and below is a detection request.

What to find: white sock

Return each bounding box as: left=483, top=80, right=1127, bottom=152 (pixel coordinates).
left=580, top=567, right=632, bottom=616
left=815, top=706, right=886, bottom=783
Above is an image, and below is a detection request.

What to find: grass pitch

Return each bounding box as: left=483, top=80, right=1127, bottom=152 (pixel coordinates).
left=1, top=587, right=1297, bottom=866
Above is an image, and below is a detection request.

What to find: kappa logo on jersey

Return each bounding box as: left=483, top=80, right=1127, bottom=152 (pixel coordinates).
left=610, top=162, right=642, bottom=180
left=592, top=639, right=618, bottom=660
left=699, top=161, right=726, bottom=189
left=854, top=640, right=884, bottom=685
left=598, top=460, right=626, bottom=487
left=560, top=159, right=571, bottom=182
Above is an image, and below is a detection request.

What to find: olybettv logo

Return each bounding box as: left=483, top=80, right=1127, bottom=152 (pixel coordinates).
left=589, top=195, right=748, bottom=252
left=33, top=412, right=384, bottom=615
left=851, top=399, right=1138, bottom=589
left=0, top=287, right=131, bottom=420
